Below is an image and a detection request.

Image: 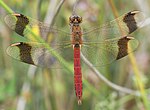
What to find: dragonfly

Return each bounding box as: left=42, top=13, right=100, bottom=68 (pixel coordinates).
left=4, top=10, right=146, bottom=105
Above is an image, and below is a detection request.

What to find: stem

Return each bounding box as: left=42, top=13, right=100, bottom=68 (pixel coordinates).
left=0, top=0, right=13, bottom=13
left=81, top=53, right=139, bottom=95
left=108, top=0, right=150, bottom=109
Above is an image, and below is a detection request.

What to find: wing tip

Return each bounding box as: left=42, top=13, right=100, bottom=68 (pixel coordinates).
left=5, top=13, right=24, bottom=22
left=4, top=13, right=22, bottom=27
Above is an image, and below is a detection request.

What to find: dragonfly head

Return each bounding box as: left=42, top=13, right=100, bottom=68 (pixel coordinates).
left=69, top=15, right=82, bottom=25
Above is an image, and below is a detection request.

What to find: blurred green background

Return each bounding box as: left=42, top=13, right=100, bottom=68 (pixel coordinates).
left=0, top=0, right=150, bottom=110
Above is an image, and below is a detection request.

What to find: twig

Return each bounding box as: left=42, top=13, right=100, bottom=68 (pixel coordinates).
left=72, top=0, right=79, bottom=15
left=16, top=65, right=37, bottom=110
left=43, top=0, right=65, bottom=40
left=44, top=0, right=65, bottom=26
left=37, top=0, right=43, bottom=20
left=81, top=53, right=140, bottom=96
left=51, top=0, right=65, bottom=26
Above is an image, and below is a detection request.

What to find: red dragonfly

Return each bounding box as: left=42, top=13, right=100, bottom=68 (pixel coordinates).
left=4, top=10, right=145, bottom=104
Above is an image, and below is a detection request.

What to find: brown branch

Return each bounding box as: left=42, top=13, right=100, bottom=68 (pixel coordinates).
left=37, top=0, right=43, bottom=20
left=44, top=0, right=65, bottom=26
left=81, top=53, right=140, bottom=96
left=42, top=0, right=65, bottom=40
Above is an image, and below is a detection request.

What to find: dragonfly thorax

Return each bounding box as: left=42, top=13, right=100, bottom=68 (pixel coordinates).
left=71, top=25, right=82, bottom=46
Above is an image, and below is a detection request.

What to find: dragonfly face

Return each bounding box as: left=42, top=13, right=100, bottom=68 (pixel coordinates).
left=69, top=15, right=82, bottom=26
left=4, top=10, right=146, bottom=105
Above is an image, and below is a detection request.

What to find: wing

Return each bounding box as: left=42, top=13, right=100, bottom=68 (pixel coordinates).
left=4, top=13, right=70, bottom=42
left=6, top=42, right=73, bottom=68
left=81, top=36, right=139, bottom=66
left=82, top=10, right=146, bottom=42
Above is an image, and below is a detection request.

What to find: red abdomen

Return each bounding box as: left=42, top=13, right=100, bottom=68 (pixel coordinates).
left=74, top=47, right=82, bottom=105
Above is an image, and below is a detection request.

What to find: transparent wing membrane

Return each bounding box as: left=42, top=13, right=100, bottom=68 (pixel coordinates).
left=5, top=11, right=144, bottom=68
left=6, top=42, right=73, bottom=68
left=81, top=36, right=139, bottom=66
left=5, top=13, right=70, bottom=42
left=82, top=11, right=145, bottom=42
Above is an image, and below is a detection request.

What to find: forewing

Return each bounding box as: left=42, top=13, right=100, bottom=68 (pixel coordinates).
left=4, top=13, right=70, bottom=42
left=81, top=36, right=139, bottom=66
left=82, top=10, right=146, bottom=42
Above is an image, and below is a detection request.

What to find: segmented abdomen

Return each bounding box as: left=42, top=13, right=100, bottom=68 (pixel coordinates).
left=74, top=47, right=82, bottom=105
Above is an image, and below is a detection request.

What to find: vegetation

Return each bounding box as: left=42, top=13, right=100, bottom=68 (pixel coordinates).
left=0, top=0, right=150, bottom=110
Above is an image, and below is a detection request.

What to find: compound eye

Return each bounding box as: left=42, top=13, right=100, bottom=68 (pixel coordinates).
left=69, top=16, right=75, bottom=22
left=78, top=17, right=82, bottom=22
